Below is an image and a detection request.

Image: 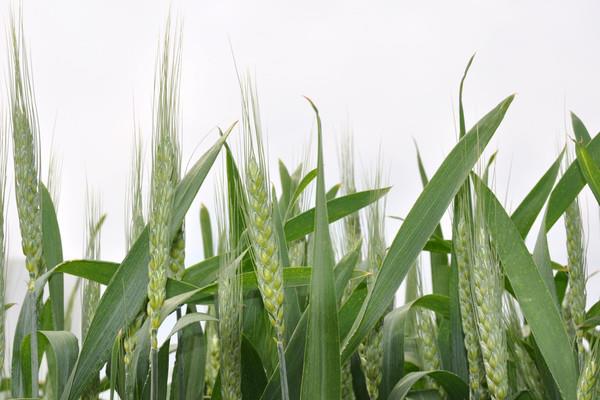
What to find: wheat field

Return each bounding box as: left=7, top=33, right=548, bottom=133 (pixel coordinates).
left=0, top=3, right=598, bottom=400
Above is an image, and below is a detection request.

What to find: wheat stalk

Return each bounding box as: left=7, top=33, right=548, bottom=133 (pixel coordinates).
left=146, top=19, right=181, bottom=400
left=240, top=77, right=289, bottom=398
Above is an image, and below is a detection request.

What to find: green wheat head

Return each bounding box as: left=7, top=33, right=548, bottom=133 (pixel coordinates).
left=147, top=21, right=181, bottom=349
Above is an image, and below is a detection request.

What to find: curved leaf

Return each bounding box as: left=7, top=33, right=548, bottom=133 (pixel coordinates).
left=388, top=370, right=468, bottom=400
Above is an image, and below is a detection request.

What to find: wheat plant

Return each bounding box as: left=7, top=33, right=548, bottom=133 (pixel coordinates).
left=0, top=9, right=599, bottom=400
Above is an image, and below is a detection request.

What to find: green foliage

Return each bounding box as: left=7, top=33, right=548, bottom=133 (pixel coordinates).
left=2, top=14, right=600, bottom=400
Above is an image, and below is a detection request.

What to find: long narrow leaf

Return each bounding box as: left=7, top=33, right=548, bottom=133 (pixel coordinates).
left=300, top=98, right=340, bottom=399
left=341, top=94, right=515, bottom=361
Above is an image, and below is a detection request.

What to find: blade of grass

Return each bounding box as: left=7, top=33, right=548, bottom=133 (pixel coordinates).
left=341, top=94, right=515, bottom=362
left=300, top=98, right=340, bottom=400
left=575, top=142, right=600, bottom=204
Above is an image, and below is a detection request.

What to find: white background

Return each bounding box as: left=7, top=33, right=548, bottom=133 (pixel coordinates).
left=0, top=0, right=599, bottom=368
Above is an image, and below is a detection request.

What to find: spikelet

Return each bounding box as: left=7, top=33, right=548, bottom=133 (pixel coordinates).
left=577, top=344, right=599, bottom=400
left=146, top=22, right=180, bottom=350
left=563, top=195, right=586, bottom=359
left=454, top=194, right=487, bottom=399
left=358, top=168, right=386, bottom=400
left=168, top=128, right=185, bottom=281
left=9, top=7, right=43, bottom=292
left=470, top=197, right=509, bottom=400
left=123, top=313, right=143, bottom=400
left=240, top=78, right=286, bottom=341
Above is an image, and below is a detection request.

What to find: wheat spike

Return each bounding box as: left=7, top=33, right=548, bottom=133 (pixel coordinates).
left=470, top=201, right=509, bottom=400
left=454, top=197, right=487, bottom=399
left=563, top=196, right=587, bottom=360
left=577, top=344, right=599, bottom=400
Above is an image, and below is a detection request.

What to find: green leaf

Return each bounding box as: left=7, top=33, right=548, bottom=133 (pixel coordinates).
left=381, top=305, right=409, bottom=399
left=285, top=168, right=317, bottom=219
left=511, top=150, right=564, bottom=238
left=388, top=370, right=468, bottom=400
left=170, top=306, right=206, bottom=400
left=476, top=178, right=578, bottom=400
left=545, top=130, right=600, bottom=230
left=300, top=98, right=340, bottom=400
left=59, top=129, right=232, bottom=400
left=39, top=331, right=79, bottom=398
left=571, top=112, right=592, bottom=144
left=326, top=183, right=341, bottom=200
left=284, top=188, right=390, bottom=242
left=341, top=94, right=515, bottom=362
left=164, top=312, right=216, bottom=343
left=272, top=187, right=302, bottom=339
left=575, top=141, right=600, bottom=204
left=261, top=280, right=368, bottom=400
left=241, top=336, right=269, bottom=399
left=413, top=143, right=449, bottom=296
left=200, top=204, right=214, bottom=259
left=41, top=183, right=64, bottom=331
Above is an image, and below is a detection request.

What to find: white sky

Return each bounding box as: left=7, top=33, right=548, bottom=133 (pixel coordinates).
left=0, top=0, right=599, bottom=351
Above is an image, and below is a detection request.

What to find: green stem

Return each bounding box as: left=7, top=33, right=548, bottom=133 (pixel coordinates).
left=29, top=288, right=39, bottom=397
left=277, top=339, right=290, bottom=400
left=151, top=330, right=158, bottom=400
left=175, top=307, right=185, bottom=399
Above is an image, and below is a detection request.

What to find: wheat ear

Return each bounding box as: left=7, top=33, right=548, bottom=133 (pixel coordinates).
left=8, top=9, right=43, bottom=395
left=454, top=200, right=487, bottom=399
left=470, top=203, right=509, bottom=400
left=240, top=78, right=289, bottom=398
left=147, top=19, right=180, bottom=400
left=563, top=196, right=586, bottom=360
